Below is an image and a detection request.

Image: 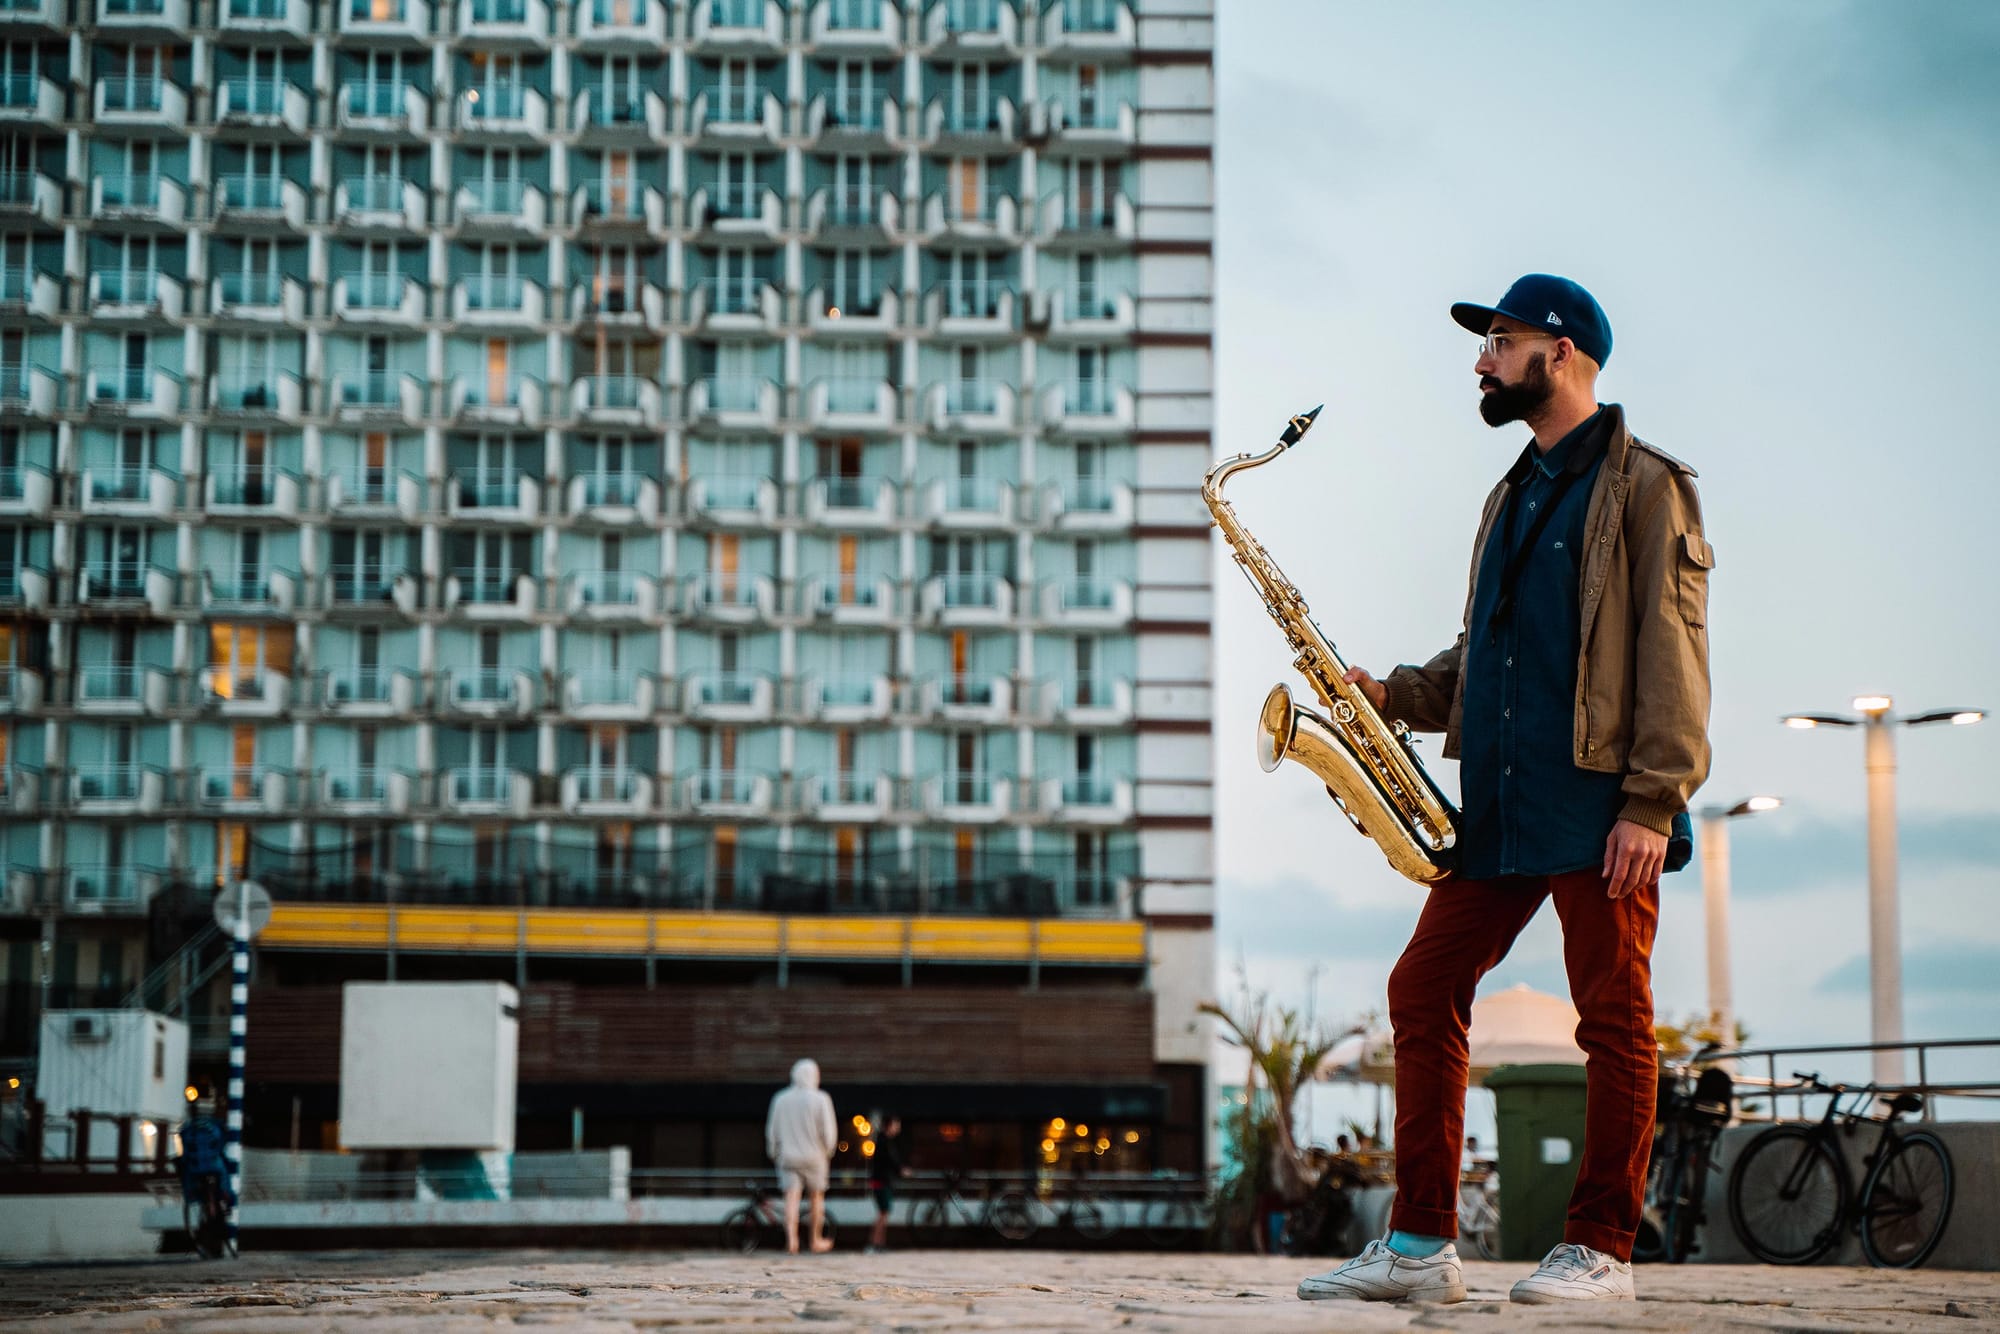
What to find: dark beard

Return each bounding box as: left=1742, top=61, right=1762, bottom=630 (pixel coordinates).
left=1478, top=352, right=1553, bottom=427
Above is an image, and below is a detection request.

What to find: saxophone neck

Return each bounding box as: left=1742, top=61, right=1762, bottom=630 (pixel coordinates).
left=1201, top=405, right=1325, bottom=500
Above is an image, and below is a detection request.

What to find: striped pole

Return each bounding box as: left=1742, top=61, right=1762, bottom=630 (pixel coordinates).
left=225, top=876, right=250, bottom=1256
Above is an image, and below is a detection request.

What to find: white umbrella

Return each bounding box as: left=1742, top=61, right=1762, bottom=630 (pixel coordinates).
left=1313, top=984, right=1586, bottom=1087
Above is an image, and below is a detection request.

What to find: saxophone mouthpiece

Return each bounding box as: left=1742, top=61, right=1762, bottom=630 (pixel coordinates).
left=1279, top=405, right=1324, bottom=449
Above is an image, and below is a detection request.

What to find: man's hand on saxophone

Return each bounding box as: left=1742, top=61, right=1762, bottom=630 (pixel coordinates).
left=1340, top=666, right=1389, bottom=715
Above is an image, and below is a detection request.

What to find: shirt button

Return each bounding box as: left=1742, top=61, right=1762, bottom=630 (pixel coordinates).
left=1553, top=540, right=1564, bottom=549
left=1503, top=708, right=1511, bottom=718
left=1506, top=657, right=1514, bottom=667
left=1504, top=766, right=1513, bottom=776
left=1527, top=501, right=1537, bottom=511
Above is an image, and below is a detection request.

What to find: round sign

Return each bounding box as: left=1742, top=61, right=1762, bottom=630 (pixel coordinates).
left=212, top=881, right=274, bottom=938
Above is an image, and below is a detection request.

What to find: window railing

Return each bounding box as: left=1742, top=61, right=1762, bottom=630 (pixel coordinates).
left=218, top=174, right=284, bottom=211
left=455, top=668, right=520, bottom=703
left=577, top=471, right=639, bottom=505
left=586, top=92, right=647, bottom=126
left=230, top=0, right=288, bottom=16
left=816, top=674, right=878, bottom=707
left=694, top=672, right=760, bottom=706
left=217, top=271, right=281, bottom=307
left=581, top=178, right=644, bottom=218
left=97, top=172, right=161, bottom=208
left=827, top=189, right=874, bottom=225
left=462, top=179, right=526, bottom=214
left=209, top=462, right=283, bottom=503
left=1068, top=379, right=1115, bottom=415
left=100, top=76, right=164, bottom=112
left=326, top=766, right=386, bottom=802
left=94, top=269, right=160, bottom=305
left=820, top=771, right=878, bottom=805
left=939, top=772, right=995, bottom=804
left=342, top=176, right=406, bottom=213
left=91, top=366, right=164, bottom=403
left=692, top=473, right=764, bottom=509
left=826, top=0, right=878, bottom=29
left=327, top=563, right=399, bottom=603
left=699, top=374, right=764, bottom=413
left=946, top=380, right=996, bottom=414
left=688, top=570, right=760, bottom=608
left=943, top=280, right=1009, bottom=318
left=105, top=0, right=166, bottom=12
left=937, top=572, right=1000, bottom=608
left=462, top=272, right=525, bottom=310
left=0, top=170, right=38, bottom=204
left=77, top=663, right=145, bottom=701
left=341, top=368, right=405, bottom=406
left=348, top=0, right=407, bottom=20
left=583, top=373, right=646, bottom=409
left=72, top=762, right=145, bottom=801
left=453, top=566, right=521, bottom=603
left=576, top=768, right=639, bottom=802
left=470, top=0, right=525, bottom=19
left=221, top=78, right=284, bottom=116
left=694, top=768, right=754, bottom=803
left=816, top=473, right=883, bottom=508
left=822, top=377, right=884, bottom=416
left=708, top=0, right=762, bottom=26
left=574, top=569, right=641, bottom=604
left=942, top=474, right=1002, bottom=512
left=338, top=271, right=407, bottom=309
left=1063, top=0, right=1119, bottom=33
left=702, top=274, right=763, bottom=315
left=589, top=0, right=648, bottom=23
left=827, top=93, right=881, bottom=130
left=1061, top=776, right=1116, bottom=806
left=345, top=83, right=403, bottom=118
left=1064, top=477, right=1117, bottom=512
left=452, top=768, right=513, bottom=803
left=944, top=0, right=997, bottom=32
left=463, top=84, right=526, bottom=120
left=453, top=467, right=527, bottom=507
left=336, top=465, right=396, bottom=507
left=1061, top=576, right=1118, bottom=610
left=81, top=565, right=149, bottom=598
left=0, top=73, right=38, bottom=108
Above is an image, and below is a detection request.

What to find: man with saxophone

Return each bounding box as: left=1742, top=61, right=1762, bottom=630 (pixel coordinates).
left=1298, top=275, right=1711, bottom=1305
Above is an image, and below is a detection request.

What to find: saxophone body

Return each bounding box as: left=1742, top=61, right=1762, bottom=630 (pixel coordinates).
left=1204, top=406, right=1459, bottom=885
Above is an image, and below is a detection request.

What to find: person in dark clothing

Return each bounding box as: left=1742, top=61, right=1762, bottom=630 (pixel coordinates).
left=865, top=1114, right=907, bottom=1253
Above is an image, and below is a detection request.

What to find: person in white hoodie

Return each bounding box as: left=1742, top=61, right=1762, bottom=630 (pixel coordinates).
left=765, top=1057, right=839, bottom=1253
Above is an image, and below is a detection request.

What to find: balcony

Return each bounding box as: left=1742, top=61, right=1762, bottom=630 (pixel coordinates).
left=332, top=271, right=424, bottom=325
left=923, top=772, right=1010, bottom=822
left=1041, top=0, right=1135, bottom=57
left=807, top=94, right=898, bottom=149
left=805, top=377, right=897, bottom=433
left=223, top=0, right=312, bottom=37
left=684, top=670, right=775, bottom=723
left=574, top=87, right=668, bottom=141
left=1043, top=774, right=1133, bottom=824
left=0, top=170, right=60, bottom=225
left=926, top=96, right=1018, bottom=150
left=692, top=0, right=783, bottom=52
left=803, top=572, right=897, bottom=626
left=455, top=180, right=546, bottom=231
left=803, top=770, right=891, bottom=821
left=0, top=763, right=39, bottom=815
left=575, top=0, right=667, bottom=47
left=0, top=564, right=49, bottom=612
left=1042, top=381, right=1136, bottom=436
left=691, top=276, right=781, bottom=336
left=457, top=0, right=550, bottom=40
left=924, top=191, right=1020, bottom=243
left=0, top=662, right=39, bottom=713
left=448, top=467, right=541, bottom=520
left=211, top=173, right=310, bottom=229
left=204, top=461, right=302, bottom=515
left=571, top=373, right=662, bottom=425
left=684, top=768, right=772, bottom=818
left=681, top=570, right=773, bottom=623
left=320, top=665, right=417, bottom=714
left=573, top=277, right=666, bottom=325
left=340, top=0, right=431, bottom=40
left=925, top=673, right=1010, bottom=725
left=574, top=179, right=666, bottom=231
left=453, top=85, right=548, bottom=137
left=200, top=666, right=292, bottom=713
left=810, top=0, right=896, bottom=49
left=1038, top=287, right=1137, bottom=340
left=0, top=72, right=60, bottom=123
left=80, top=462, right=176, bottom=516
left=70, top=763, right=164, bottom=814
left=335, top=176, right=427, bottom=229
left=198, top=764, right=292, bottom=813
left=88, top=269, right=184, bottom=319
left=927, top=283, right=1018, bottom=337
left=339, top=83, right=429, bottom=135
left=920, top=573, right=1012, bottom=626
left=65, top=864, right=159, bottom=914
left=691, top=183, right=783, bottom=240
left=211, top=272, right=306, bottom=322
left=94, top=76, right=188, bottom=130
left=1040, top=575, right=1132, bottom=628
left=445, top=766, right=532, bottom=815
left=806, top=672, right=891, bottom=724
left=1043, top=94, right=1137, bottom=150
left=562, top=767, right=653, bottom=815
left=687, top=375, right=780, bottom=431
left=447, top=666, right=533, bottom=715
left=803, top=473, right=896, bottom=528
left=565, top=569, right=659, bottom=621
left=452, top=275, right=546, bottom=328
left=805, top=186, right=899, bottom=242
left=1052, top=674, right=1133, bottom=727
left=327, top=468, right=421, bottom=520
left=922, top=474, right=1015, bottom=529
left=0, top=363, right=57, bottom=418
left=1044, top=477, right=1133, bottom=531
left=75, top=563, right=172, bottom=612
left=562, top=668, right=655, bottom=718
left=1037, top=191, right=1137, bottom=249
left=923, top=0, right=1019, bottom=52
left=209, top=371, right=307, bottom=422
left=683, top=473, right=778, bottom=527
left=0, top=460, right=52, bottom=517
left=97, top=0, right=189, bottom=32
left=90, top=173, right=188, bottom=226
left=804, top=285, right=899, bottom=339
left=320, top=766, right=412, bottom=814
left=927, top=379, right=1016, bottom=435
left=333, top=369, right=424, bottom=419
left=0, top=0, right=64, bottom=26
left=567, top=470, right=659, bottom=523
left=86, top=367, right=183, bottom=418
left=215, top=78, right=311, bottom=136
left=444, top=567, right=537, bottom=618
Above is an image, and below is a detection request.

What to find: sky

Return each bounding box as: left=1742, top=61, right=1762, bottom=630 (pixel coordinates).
left=1206, top=1, right=2000, bottom=1127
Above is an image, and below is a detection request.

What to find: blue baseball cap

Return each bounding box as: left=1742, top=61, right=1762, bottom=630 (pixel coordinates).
left=1451, top=274, right=1612, bottom=368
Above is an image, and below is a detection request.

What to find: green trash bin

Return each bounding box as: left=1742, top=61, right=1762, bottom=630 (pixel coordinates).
left=1485, top=1063, right=1588, bottom=1262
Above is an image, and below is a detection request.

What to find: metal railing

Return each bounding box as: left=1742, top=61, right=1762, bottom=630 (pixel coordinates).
left=1698, top=1037, right=2000, bottom=1119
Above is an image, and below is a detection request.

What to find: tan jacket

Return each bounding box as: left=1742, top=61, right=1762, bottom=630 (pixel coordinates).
left=1381, top=405, right=1713, bottom=836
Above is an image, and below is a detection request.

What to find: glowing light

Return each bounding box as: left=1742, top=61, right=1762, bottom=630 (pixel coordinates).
left=837, top=1140, right=849, bottom=1153
left=1744, top=796, right=1782, bottom=812
left=1852, top=695, right=1892, bottom=715
left=827, top=306, right=842, bottom=319
left=1074, top=1123, right=1088, bottom=1137
left=465, top=89, right=480, bottom=104
left=1953, top=711, right=1986, bottom=726
left=851, top=1114, right=870, bottom=1130
left=6, top=1078, right=18, bottom=1090
left=1122, top=1130, right=1140, bottom=1144
left=1049, top=1117, right=1066, bottom=1133
left=861, top=1140, right=875, bottom=1157
left=1040, top=1139, right=1056, bottom=1153
left=1094, top=1137, right=1110, bottom=1152
left=184, top=1085, right=199, bottom=1102
left=1783, top=717, right=1819, bottom=729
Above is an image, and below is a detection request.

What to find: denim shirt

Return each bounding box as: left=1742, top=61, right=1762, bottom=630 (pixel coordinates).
left=1457, top=407, right=1628, bottom=879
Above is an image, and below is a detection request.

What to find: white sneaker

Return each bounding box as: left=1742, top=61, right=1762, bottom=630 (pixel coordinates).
left=1297, top=1238, right=1467, bottom=1303
left=1509, top=1242, right=1635, bottom=1303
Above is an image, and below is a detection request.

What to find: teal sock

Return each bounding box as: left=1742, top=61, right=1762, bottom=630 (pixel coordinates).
left=1386, top=1230, right=1450, bottom=1258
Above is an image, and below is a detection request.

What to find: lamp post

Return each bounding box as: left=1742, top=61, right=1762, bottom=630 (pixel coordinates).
left=1781, top=697, right=1986, bottom=1086
left=1698, top=795, right=1782, bottom=1060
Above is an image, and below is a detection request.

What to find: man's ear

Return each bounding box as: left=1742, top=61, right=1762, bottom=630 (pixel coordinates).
left=1551, top=336, right=1577, bottom=371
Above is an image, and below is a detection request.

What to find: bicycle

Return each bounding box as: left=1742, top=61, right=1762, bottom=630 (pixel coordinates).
left=1139, top=1189, right=1198, bottom=1249
left=910, top=1169, right=1036, bottom=1242
left=1633, top=1055, right=1734, bottom=1263
left=1456, top=1167, right=1500, bottom=1261
left=184, top=1170, right=235, bottom=1260
left=1726, top=1071, right=1955, bottom=1268
left=719, top=1180, right=785, bottom=1254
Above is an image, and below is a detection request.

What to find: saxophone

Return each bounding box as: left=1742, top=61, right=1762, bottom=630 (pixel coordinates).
left=1203, top=406, right=1459, bottom=884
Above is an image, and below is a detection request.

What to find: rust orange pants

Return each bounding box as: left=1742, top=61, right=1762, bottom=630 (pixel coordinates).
left=1385, top=869, right=1660, bottom=1260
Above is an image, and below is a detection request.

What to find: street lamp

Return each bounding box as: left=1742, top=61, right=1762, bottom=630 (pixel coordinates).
left=1780, top=696, right=1987, bottom=1086
left=1698, top=795, right=1782, bottom=1062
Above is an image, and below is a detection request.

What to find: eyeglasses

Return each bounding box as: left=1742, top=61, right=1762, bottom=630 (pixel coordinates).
left=1478, top=330, right=1558, bottom=357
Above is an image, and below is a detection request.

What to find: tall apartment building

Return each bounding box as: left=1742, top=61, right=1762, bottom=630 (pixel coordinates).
left=0, top=0, right=1216, bottom=1174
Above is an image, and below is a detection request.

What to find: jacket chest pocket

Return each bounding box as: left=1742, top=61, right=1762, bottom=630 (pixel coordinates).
left=1678, top=532, right=1714, bottom=628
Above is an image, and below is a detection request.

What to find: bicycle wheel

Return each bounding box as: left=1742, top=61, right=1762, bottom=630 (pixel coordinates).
left=1141, top=1197, right=1194, bottom=1248
left=721, top=1206, right=763, bottom=1254
left=987, top=1190, right=1038, bottom=1243
left=1461, top=1190, right=1501, bottom=1262
left=911, top=1195, right=948, bottom=1232
left=1666, top=1134, right=1715, bottom=1263
left=1860, top=1130, right=1954, bottom=1269
left=1727, top=1127, right=1848, bottom=1264
left=1068, top=1194, right=1116, bottom=1242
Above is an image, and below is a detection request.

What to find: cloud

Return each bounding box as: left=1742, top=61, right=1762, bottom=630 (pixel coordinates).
left=1216, top=874, right=1424, bottom=968
left=1676, top=810, right=2000, bottom=900
left=1816, top=944, right=2000, bottom=997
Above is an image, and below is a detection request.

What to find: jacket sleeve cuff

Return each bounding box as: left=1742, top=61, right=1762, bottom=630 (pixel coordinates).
left=1380, top=671, right=1418, bottom=725
left=1618, top=795, right=1679, bottom=837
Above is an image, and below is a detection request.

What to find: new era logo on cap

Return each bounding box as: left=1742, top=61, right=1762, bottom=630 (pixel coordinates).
left=1546, top=312, right=1563, bottom=326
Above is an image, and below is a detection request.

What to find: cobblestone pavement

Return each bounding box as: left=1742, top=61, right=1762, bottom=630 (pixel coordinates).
left=2, top=1250, right=1997, bottom=1331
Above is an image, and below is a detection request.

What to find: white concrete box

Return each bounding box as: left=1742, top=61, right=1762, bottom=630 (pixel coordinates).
left=339, top=982, right=519, bottom=1151
left=36, top=1010, right=189, bottom=1121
